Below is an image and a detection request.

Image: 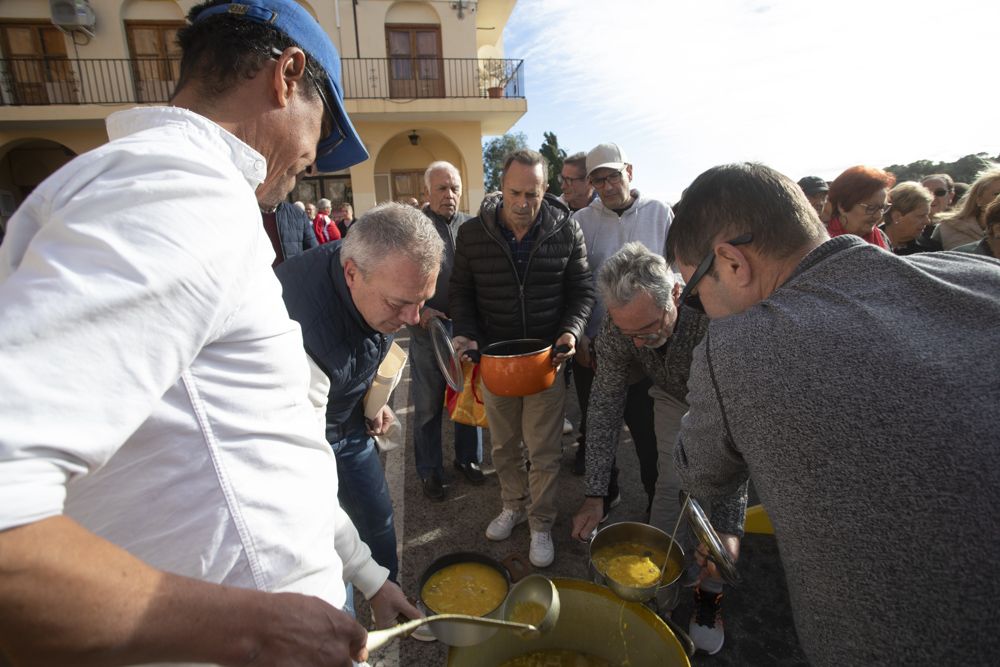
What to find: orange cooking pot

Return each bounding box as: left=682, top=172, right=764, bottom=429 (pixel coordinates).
left=474, top=339, right=568, bottom=397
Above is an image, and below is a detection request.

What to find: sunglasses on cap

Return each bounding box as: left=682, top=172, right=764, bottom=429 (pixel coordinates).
left=270, top=48, right=345, bottom=162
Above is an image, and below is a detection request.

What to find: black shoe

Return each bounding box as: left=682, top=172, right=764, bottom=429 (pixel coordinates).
left=572, top=452, right=586, bottom=476
left=422, top=473, right=446, bottom=500
left=453, top=460, right=485, bottom=485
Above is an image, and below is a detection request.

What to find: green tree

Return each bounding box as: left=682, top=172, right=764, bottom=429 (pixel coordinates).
left=482, top=132, right=528, bottom=192
left=539, top=132, right=567, bottom=196
left=884, top=152, right=999, bottom=184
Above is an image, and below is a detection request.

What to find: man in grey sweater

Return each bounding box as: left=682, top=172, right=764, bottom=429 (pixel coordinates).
left=669, top=162, right=1000, bottom=665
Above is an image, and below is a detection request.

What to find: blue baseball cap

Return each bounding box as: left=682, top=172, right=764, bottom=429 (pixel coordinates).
left=192, top=0, right=368, bottom=173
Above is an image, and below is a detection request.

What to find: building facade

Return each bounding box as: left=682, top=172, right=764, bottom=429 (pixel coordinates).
left=0, top=0, right=525, bottom=228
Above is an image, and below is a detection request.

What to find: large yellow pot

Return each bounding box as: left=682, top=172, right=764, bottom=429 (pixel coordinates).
left=447, top=578, right=690, bottom=667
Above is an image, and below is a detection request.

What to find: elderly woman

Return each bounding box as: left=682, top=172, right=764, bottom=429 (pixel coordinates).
left=934, top=166, right=1000, bottom=250
left=954, top=198, right=1000, bottom=258
left=880, top=182, right=933, bottom=255
left=826, top=165, right=896, bottom=248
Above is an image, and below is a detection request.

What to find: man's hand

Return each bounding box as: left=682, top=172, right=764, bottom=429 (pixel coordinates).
left=570, top=497, right=604, bottom=542
left=552, top=332, right=576, bottom=367
left=452, top=335, right=479, bottom=361
left=366, top=405, right=394, bottom=436
left=418, top=307, right=446, bottom=330
left=251, top=591, right=369, bottom=667
left=694, top=532, right=741, bottom=585
left=369, top=581, right=423, bottom=630
left=575, top=334, right=594, bottom=369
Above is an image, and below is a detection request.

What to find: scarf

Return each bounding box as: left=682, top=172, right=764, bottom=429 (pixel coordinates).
left=828, top=215, right=889, bottom=250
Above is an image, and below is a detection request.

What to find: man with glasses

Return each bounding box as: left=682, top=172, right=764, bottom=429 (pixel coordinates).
left=669, top=162, right=1000, bottom=666
left=557, top=151, right=597, bottom=212
left=566, top=242, right=733, bottom=651
left=0, top=1, right=419, bottom=664
left=570, top=143, right=673, bottom=514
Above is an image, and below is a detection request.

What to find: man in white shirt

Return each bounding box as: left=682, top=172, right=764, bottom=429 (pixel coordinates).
left=0, top=1, right=416, bottom=665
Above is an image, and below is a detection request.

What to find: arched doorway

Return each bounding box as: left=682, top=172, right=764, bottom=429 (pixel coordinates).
left=373, top=128, right=467, bottom=210
left=0, top=138, right=77, bottom=214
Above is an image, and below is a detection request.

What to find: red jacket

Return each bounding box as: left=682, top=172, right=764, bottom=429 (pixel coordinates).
left=312, top=213, right=341, bottom=244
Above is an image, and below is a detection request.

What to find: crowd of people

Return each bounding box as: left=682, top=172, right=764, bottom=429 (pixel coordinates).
left=0, top=1, right=997, bottom=666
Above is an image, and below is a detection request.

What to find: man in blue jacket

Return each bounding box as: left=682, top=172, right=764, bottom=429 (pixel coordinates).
left=277, top=202, right=444, bottom=582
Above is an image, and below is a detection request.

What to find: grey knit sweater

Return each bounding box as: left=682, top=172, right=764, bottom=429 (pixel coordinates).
left=674, top=235, right=1000, bottom=665
left=583, top=305, right=708, bottom=497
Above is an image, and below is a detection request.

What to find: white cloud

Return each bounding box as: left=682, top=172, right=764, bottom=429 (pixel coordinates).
left=504, top=0, right=1000, bottom=200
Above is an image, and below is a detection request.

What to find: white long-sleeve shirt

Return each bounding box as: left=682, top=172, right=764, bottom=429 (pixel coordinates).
left=0, top=106, right=386, bottom=610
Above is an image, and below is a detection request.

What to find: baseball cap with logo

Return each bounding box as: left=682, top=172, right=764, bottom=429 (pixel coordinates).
left=797, top=176, right=829, bottom=196
left=586, top=143, right=629, bottom=176
left=192, top=0, right=368, bottom=173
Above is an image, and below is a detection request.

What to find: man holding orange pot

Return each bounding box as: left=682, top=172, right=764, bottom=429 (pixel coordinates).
left=450, top=149, right=594, bottom=568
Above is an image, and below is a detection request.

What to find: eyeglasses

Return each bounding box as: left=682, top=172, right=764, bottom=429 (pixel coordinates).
left=557, top=174, right=586, bottom=187
left=932, top=188, right=950, bottom=198
left=270, top=48, right=345, bottom=162
left=619, top=306, right=669, bottom=343
left=676, top=233, right=754, bottom=315
left=855, top=202, right=891, bottom=216
left=589, top=168, right=627, bottom=188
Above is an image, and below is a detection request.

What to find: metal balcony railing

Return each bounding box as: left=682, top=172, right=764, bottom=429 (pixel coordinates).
left=0, top=57, right=525, bottom=106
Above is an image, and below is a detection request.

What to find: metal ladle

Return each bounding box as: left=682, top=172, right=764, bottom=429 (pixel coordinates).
left=502, top=574, right=560, bottom=636
left=365, top=613, right=540, bottom=653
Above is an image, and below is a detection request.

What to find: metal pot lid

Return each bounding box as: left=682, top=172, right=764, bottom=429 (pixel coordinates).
left=430, top=317, right=464, bottom=393
left=684, top=495, right=742, bottom=586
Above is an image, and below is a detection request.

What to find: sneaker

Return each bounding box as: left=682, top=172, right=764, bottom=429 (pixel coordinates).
left=689, top=586, right=725, bottom=655
left=529, top=530, right=554, bottom=567
left=562, top=418, right=573, bottom=435
left=600, top=491, right=622, bottom=524
left=485, top=508, right=527, bottom=541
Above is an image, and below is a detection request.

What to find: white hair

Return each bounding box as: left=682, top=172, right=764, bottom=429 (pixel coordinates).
left=317, top=198, right=332, bottom=211
left=424, top=161, right=461, bottom=192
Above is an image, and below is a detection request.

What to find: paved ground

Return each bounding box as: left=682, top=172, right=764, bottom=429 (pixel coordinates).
left=360, top=330, right=810, bottom=666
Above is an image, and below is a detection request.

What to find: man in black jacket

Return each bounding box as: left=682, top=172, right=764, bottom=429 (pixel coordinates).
left=260, top=201, right=318, bottom=267
left=450, top=149, right=594, bottom=568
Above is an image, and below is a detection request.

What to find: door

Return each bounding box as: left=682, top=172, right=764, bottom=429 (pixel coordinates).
left=391, top=170, right=424, bottom=204
left=386, top=25, right=443, bottom=99
left=126, top=21, right=183, bottom=103
left=0, top=23, right=74, bottom=104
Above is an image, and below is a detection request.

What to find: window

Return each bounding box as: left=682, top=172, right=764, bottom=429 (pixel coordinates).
left=391, top=170, right=424, bottom=204
left=385, top=25, right=443, bottom=98
left=0, top=22, right=75, bottom=104
left=125, top=21, right=183, bottom=103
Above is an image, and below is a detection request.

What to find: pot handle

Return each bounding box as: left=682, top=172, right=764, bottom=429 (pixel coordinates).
left=552, top=344, right=571, bottom=355
left=500, top=553, right=531, bottom=582
left=660, top=613, right=696, bottom=657
left=463, top=349, right=481, bottom=363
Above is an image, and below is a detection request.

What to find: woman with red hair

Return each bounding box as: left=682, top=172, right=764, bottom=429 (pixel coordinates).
left=826, top=165, right=896, bottom=249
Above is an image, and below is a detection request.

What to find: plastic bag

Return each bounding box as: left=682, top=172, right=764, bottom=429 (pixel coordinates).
left=444, top=361, right=489, bottom=429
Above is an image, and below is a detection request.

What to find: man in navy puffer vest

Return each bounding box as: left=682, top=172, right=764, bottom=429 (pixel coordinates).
left=277, top=203, right=443, bottom=583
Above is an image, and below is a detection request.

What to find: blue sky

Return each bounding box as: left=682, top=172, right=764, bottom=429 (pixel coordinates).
left=499, top=0, right=1000, bottom=202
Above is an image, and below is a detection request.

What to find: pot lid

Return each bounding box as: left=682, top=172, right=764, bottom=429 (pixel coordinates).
left=430, top=317, right=464, bottom=393
left=685, top=494, right=742, bottom=586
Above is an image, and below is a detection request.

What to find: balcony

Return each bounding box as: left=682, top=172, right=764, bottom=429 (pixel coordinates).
left=0, top=57, right=525, bottom=106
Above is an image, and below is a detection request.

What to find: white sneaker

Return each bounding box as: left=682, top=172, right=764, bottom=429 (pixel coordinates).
left=529, top=530, right=555, bottom=567
left=562, top=418, right=573, bottom=435
left=485, top=508, right=527, bottom=541
left=689, top=586, right=725, bottom=655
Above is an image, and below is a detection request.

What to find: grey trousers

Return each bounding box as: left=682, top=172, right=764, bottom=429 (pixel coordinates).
left=648, top=386, right=687, bottom=535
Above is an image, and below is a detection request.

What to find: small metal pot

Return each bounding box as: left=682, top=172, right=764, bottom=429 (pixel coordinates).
left=588, top=521, right=685, bottom=607
left=418, top=551, right=512, bottom=646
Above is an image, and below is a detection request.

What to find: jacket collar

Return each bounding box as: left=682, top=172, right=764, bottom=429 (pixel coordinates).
left=328, top=243, right=378, bottom=336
